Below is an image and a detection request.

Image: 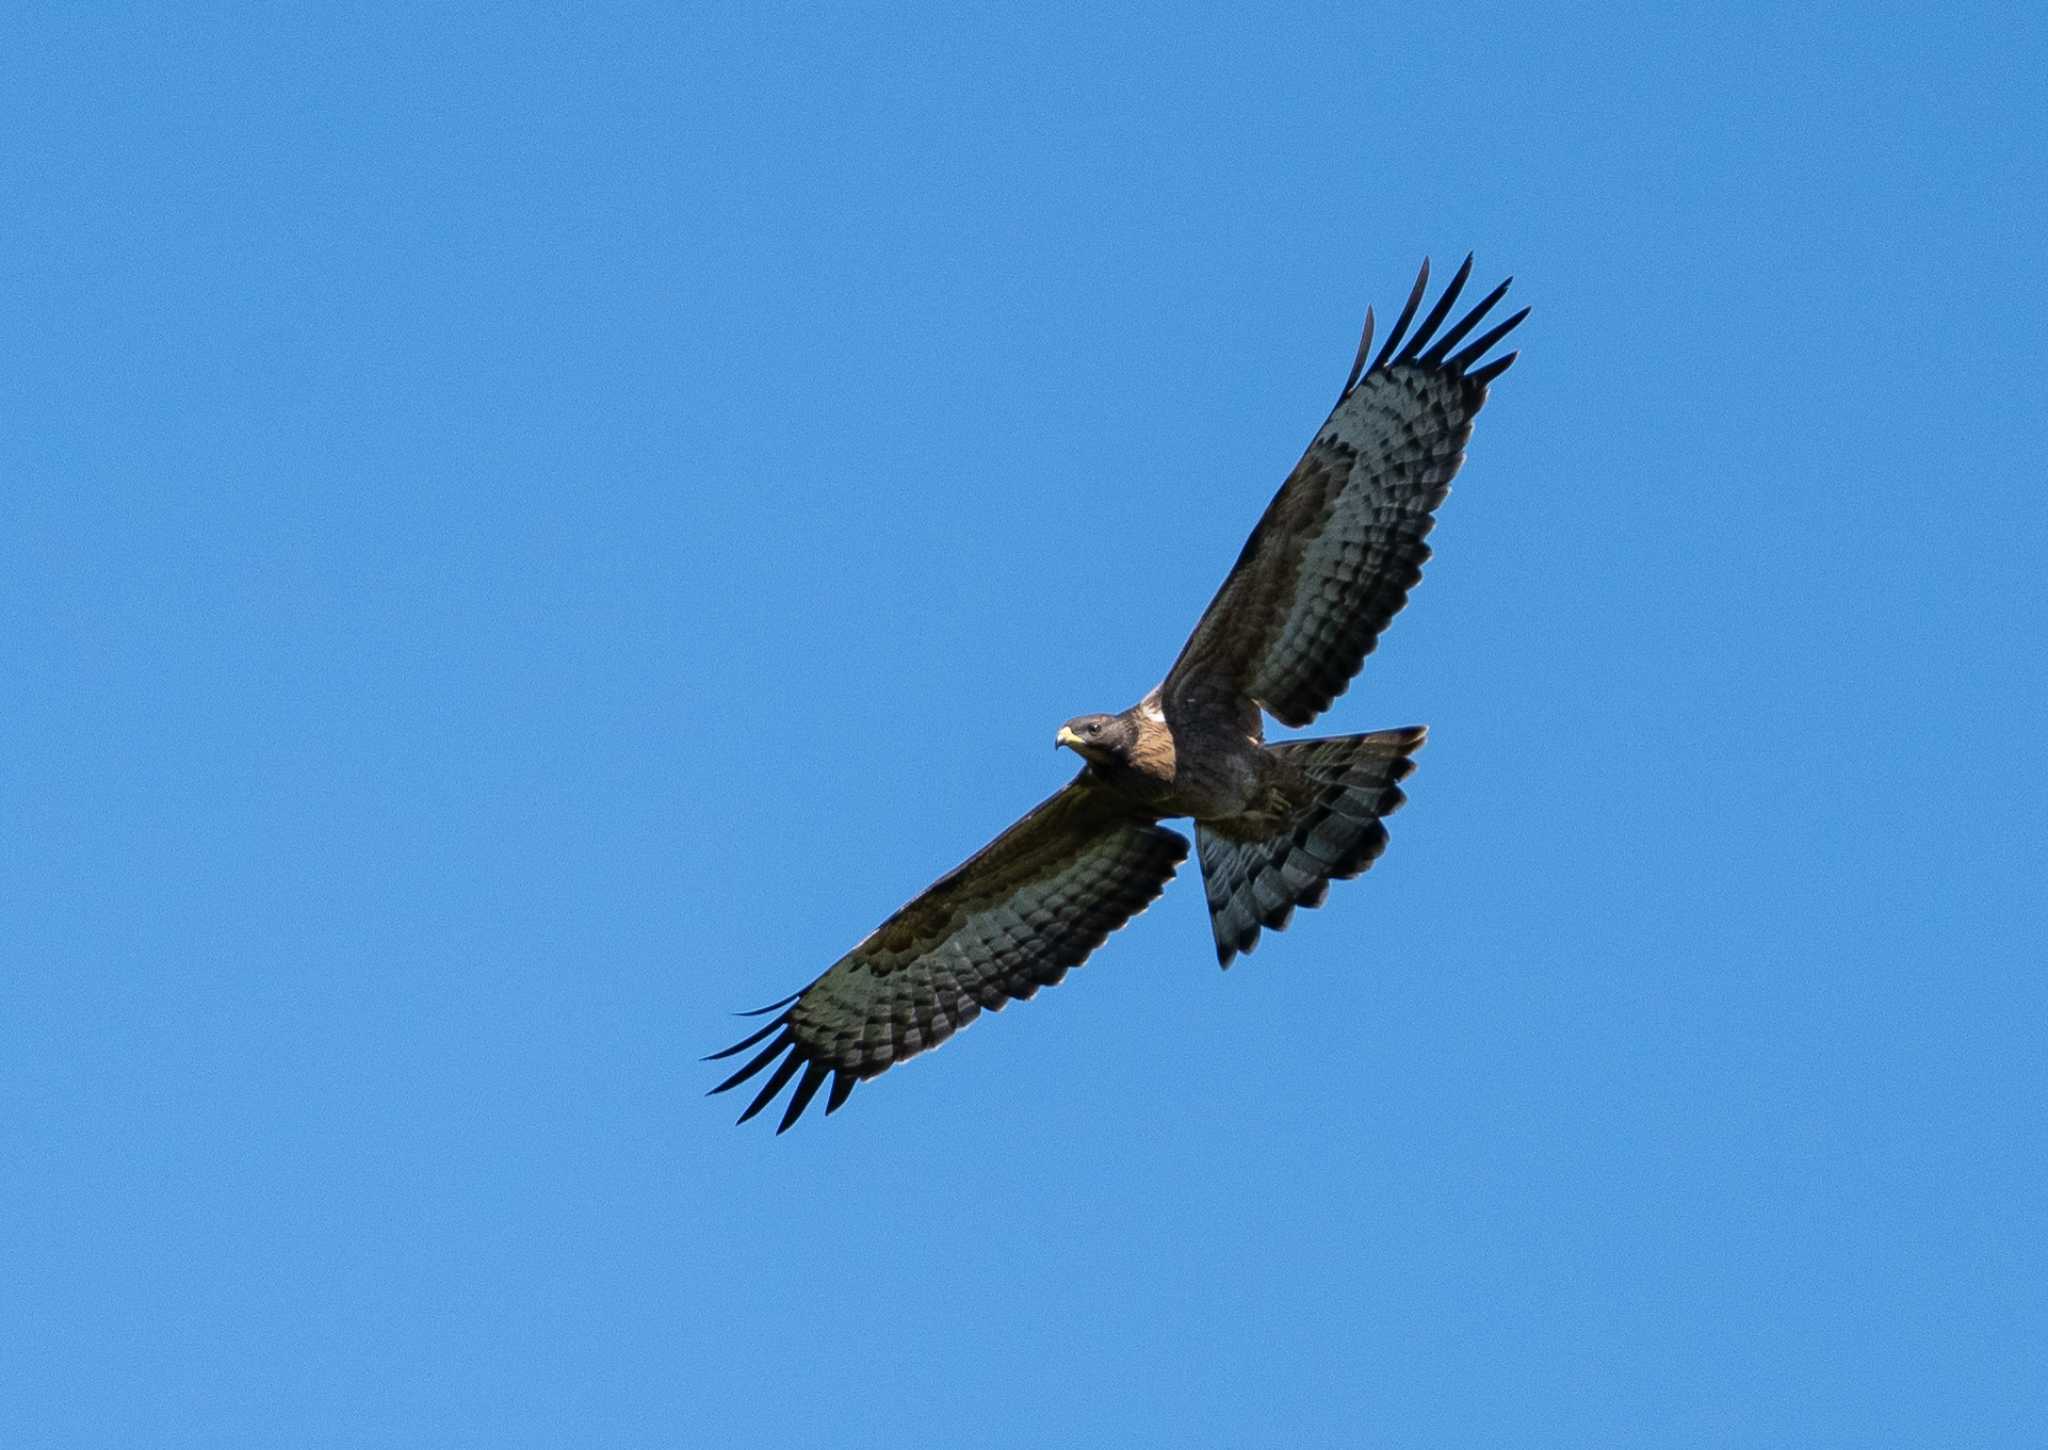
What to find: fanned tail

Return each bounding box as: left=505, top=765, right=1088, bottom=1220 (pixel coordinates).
left=1196, top=727, right=1424, bottom=966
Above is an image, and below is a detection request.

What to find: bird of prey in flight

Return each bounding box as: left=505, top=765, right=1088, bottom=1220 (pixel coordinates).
left=711, top=255, right=1525, bottom=1131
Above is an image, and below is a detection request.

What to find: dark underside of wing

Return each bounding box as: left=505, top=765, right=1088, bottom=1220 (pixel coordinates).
left=707, top=775, right=1189, bottom=1132
left=1163, top=255, right=1526, bottom=729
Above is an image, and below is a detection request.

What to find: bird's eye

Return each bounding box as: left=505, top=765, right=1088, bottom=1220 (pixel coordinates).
left=1086, top=722, right=1101, bottom=736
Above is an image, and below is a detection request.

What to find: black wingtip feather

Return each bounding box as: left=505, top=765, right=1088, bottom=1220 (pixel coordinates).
left=1370, top=258, right=1431, bottom=372
left=1400, top=253, right=1473, bottom=363
left=1448, top=306, right=1530, bottom=374
left=1422, top=274, right=1511, bottom=365
left=825, top=1071, right=856, bottom=1115
left=1356, top=256, right=1522, bottom=384
left=709, top=1031, right=791, bottom=1096
left=736, top=1048, right=804, bottom=1124
left=777, top=1061, right=830, bottom=1133
left=703, top=1015, right=786, bottom=1062
left=1468, top=350, right=1519, bottom=387
left=1340, top=305, right=1375, bottom=403
left=735, top=991, right=803, bottom=1017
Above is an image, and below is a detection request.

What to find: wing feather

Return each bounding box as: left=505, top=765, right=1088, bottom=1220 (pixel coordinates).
left=708, top=775, right=1190, bottom=1131
left=1369, top=258, right=1433, bottom=372
left=1162, top=258, right=1524, bottom=729
left=1401, top=252, right=1473, bottom=360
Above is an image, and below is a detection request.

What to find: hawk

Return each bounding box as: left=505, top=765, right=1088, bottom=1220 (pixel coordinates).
left=711, top=255, right=1525, bottom=1131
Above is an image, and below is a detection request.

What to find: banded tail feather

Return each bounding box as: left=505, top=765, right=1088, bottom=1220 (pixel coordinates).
left=1196, top=727, right=1425, bottom=966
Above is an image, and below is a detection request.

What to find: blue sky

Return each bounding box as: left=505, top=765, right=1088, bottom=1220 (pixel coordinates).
left=5, top=4, right=2044, bottom=1446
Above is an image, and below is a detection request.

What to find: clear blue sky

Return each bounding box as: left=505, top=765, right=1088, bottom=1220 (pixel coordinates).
left=5, top=5, right=2043, bottom=1446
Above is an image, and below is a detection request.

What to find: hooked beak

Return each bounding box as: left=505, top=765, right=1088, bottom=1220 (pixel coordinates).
left=1055, top=725, right=1084, bottom=752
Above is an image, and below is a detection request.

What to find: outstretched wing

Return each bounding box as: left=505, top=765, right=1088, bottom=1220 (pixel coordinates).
left=1163, top=255, right=1526, bottom=729
left=707, top=775, right=1190, bottom=1132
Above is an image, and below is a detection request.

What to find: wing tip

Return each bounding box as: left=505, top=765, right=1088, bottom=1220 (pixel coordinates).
left=707, top=1028, right=793, bottom=1096
left=735, top=1048, right=805, bottom=1125
left=1352, top=255, right=1523, bottom=386
left=702, top=1013, right=786, bottom=1062
left=1368, top=257, right=1432, bottom=373
left=1339, top=304, right=1376, bottom=403
left=775, top=1061, right=831, bottom=1133
left=1399, top=252, right=1474, bottom=364
left=1468, top=349, right=1520, bottom=388
left=735, top=990, right=803, bottom=1018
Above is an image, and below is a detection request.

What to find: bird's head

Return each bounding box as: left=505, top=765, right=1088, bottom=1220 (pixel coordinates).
left=1055, top=713, right=1133, bottom=765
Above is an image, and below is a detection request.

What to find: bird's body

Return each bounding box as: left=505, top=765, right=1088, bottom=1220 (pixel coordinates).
left=711, top=255, right=1526, bottom=1131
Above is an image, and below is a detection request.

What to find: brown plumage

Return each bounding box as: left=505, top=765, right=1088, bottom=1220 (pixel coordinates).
left=711, top=255, right=1525, bottom=1130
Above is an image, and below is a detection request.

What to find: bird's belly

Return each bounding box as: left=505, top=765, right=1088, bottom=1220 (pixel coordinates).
left=1160, top=748, right=1268, bottom=821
